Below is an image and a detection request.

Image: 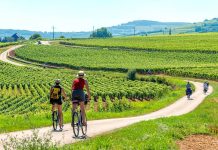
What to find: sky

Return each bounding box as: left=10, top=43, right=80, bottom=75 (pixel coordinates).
left=0, top=0, right=217, bottom=32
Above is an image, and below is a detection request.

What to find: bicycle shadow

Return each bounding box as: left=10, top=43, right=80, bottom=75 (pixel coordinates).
left=72, top=135, right=89, bottom=140
left=51, top=129, right=70, bottom=133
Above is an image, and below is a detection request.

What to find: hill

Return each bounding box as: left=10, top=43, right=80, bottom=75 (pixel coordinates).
left=107, top=20, right=190, bottom=36
left=0, top=20, right=191, bottom=39
left=174, top=18, right=218, bottom=34
left=1, top=18, right=218, bottom=39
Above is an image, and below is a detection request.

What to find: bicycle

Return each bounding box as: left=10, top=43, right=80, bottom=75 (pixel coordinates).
left=72, top=98, right=89, bottom=137
left=186, top=88, right=192, bottom=100
left=52, top=106, right=60, bottom=131
left=203, top=87, right=208, bottom=94
left=52, top=99, right=65, bottom=131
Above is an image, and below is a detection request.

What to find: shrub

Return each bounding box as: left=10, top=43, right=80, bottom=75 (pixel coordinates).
left=2, top=130, right=58, bottom=150
left=127, top=69, right=136, bottom=81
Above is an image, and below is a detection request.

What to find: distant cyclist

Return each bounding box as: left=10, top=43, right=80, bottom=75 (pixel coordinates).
left=203, top=81, right=209, bottom=94
left=50, top=79, right=67, bottom=131
left=186, top=81, right=192, bottom=99
left=72, top=71, right=91, bottom=126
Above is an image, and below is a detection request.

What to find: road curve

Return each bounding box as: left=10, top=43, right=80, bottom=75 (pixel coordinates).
left=0, top=41, right=50, bottom=66
left=0, top=45, right=25, bottom=66
left=0, top=81, right=213, bottom=149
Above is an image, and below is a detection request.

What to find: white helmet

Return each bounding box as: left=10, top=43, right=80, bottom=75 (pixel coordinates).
left=55, top=79, right=61, bottom=84
left=77, top=71, right=86, bottom=78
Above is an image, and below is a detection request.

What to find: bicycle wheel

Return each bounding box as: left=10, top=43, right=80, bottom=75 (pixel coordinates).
left=81, top=112, right=87, bottom=135
left=72, top=111, right=79, bottom=137
left=52, top=111, right=58, bottom=130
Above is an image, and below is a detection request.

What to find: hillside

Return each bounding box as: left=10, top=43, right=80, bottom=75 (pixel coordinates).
left=1, top=18, right=218, bottom=39
left=108, top=20, right=190, bottom=36
left=0, top=20, right=191, bottom=39
left=175, top=18, right=218, bottom=34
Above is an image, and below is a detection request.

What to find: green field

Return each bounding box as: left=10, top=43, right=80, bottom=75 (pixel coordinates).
left=15, top=45, right=218, bottom=72
left=0, top=42, right=18, bottom=48
left=0, top=60, right=187, bottom=133
left=0, top=61, right=172, bottom=114
left=61, top=33, right=218, bottom=52
left=167, top=67, right=218, bottom=80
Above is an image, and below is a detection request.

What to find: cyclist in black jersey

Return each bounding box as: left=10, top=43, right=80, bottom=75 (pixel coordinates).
left=50, top=79, right=68, bottom=131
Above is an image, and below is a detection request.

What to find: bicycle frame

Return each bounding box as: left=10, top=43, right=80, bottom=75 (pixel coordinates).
left=72, top=103, right=87, bottom=137
left=52, top=104, right=61, bottom=131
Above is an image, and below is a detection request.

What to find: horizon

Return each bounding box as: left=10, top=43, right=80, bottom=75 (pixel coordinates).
left=0, top=19, right=193, bottom=33
left=0, top=0, right=218, bottom=32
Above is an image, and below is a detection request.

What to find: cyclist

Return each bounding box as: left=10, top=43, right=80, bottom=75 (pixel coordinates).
left=50, top=79, right=67, bottom=131
left=203, top=81, right=209, bottom=93
left=72, top=71, right=91, bottom=126
left=186, top=81, right=192, bottom=99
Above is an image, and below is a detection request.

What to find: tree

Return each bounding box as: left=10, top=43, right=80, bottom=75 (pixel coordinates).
left=1, top=37, right=14, bottom=42
left=90, top=27, right=112, bottom=38
left=169, top=28, right=172, bottom=35
left=195, top=26, right=202, bottom=32
left=18, top=36, right=26, bottom=41
left=29, top=33, right=42, bottom=40
left=59, top=36, right=65, bottom=39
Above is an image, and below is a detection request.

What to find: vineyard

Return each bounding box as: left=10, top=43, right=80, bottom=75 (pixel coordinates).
left=60, top=33, right=218, bottom=52
left=1, top=33, right=218, bottom=135
left=0, top=42, right=18, bottom=48
left=0, top=61, right=172, bottom=115
left=15, top=45, right=218, bottom=72
left=166, top=67, right=218, bottom=81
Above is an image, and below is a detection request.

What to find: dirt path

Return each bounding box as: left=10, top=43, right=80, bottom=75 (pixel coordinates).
left=0, top=42, right=51, bottom=67
left=0, top=45, right=25, bottom=66
left=0, top=81, right=213, bottom=149
left=37, top=41, right=51, bottom=45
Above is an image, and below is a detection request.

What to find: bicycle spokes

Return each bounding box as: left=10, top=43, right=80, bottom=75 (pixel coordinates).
left=52, top=111, right=59, bottom=130
left=72, top=112, right=79, bottom=137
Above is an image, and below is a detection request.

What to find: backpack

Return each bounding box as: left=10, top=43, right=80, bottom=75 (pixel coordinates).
left=51, top=87, right=61, bottom=99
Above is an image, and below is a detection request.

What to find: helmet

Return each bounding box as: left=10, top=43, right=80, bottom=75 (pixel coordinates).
left=77, top=71, right=86, bottom=78
left=55, top=79, right=61, bottom=84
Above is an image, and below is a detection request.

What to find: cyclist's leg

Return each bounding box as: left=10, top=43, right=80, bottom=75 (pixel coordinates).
left=79, top=101, right=86, bottom=126
left=57, top=104, right=63, bottom=128
left=52, top=104, right=55, bottom=112
left=72, top=101, right=78, bottom=112
left=72, top=91, right=78, bottom=112
left=51, top=99, right=55, bottom=113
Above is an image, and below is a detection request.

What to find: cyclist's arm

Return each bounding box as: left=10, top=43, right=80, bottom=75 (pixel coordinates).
left=61, top=88, right=68, bottom=100
left=50, top=87, right=53, bottom=98
left=72, top=80, right=75, bottom=91
left=85, top=80, right=91, bottom=100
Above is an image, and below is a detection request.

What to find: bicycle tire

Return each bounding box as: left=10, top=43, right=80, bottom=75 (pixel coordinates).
left=72, top=112, right=79, bottom=137
left=80, top=112, right=87, bottom=135
left=52, top=111, right=58, bottom=130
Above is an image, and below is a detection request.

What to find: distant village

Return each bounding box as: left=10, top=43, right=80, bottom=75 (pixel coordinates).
left=0, top=33, right=25, bottom=42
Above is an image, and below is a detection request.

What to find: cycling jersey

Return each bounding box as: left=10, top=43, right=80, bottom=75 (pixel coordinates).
left=51, top=85, right=62, bottom=100
left=204, top=83, right=209, bottom=89
left=186, top=83, right=191, bottom=89
left=72, top=78, right=85, bottom=90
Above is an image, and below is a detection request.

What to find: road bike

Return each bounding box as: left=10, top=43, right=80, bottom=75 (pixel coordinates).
left=72, top=97, right=89, bottom=137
